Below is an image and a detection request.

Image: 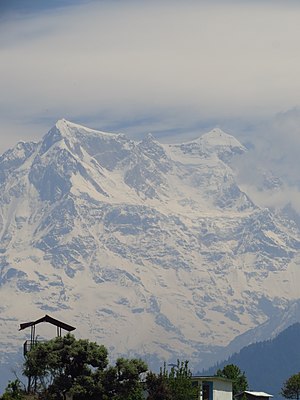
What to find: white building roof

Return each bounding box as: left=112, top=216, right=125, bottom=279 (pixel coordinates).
left=244, top=391, right=273, bottom=398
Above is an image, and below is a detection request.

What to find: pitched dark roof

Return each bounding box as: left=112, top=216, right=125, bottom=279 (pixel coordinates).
left=19, top=315, right=75, bottom=332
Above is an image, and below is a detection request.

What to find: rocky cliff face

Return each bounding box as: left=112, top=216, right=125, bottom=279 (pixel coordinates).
left=1, top=120, right=300, bottom=385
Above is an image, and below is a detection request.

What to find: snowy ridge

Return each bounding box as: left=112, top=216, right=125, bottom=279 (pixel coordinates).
left=198, top=128, right=246, bottom=151
left=0, top=120, right=300, bottom=385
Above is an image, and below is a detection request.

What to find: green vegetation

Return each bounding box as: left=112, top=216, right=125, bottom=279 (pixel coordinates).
left=22, top=334, right=146, bottom=399
left=146, top=360, right=198, bottom=400
left=216, top=364, right=248, bottom=397
left=281, top=373, right=300, bottom=400
left=0, top=335, right=196, bottom=400
left=1, top=379, right=25, bottom=400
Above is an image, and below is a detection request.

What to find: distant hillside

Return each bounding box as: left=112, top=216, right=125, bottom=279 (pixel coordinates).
left=203, top=323, right=300, bottom=399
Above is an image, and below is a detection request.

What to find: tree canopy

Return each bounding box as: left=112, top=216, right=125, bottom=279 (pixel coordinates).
left=1, top=335, right=198, bottom=400
left=281, top=373, right=300, bottom=400
left=146, top=360, right=198, bottom=400
left=216, top=364, right=248, bottom=397
left=0, top=379, right=24, bottom=400
left=22, top=334, right=147, bottom=400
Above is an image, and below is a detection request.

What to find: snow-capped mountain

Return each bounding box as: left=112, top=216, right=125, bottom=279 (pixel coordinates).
left=1, top=120, right=300, bottom=386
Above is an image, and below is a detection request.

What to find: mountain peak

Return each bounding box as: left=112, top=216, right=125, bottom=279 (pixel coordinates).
left=39, top=119, right=120, bottom=156
left=55, top=119, right=88, bottom=137
left=55, top=118, right=68, bottom=129
left=54, top=119, right=117, bottom=139
left=201, top=128, right=244, bottom=147
left=55, top=118, right=90, bottom=132
left=207, top=127, right=227, bottom=136
left=38, top=119, right=88, bottom=156
left=146, top=132, right=155, bottom=140
left=196, top=128, right=246, bottom=157
left=141, top=132, right=157, bottom=144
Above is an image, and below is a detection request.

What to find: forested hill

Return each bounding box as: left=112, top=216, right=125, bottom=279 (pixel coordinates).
left=203, top=323, right=300, bottom=399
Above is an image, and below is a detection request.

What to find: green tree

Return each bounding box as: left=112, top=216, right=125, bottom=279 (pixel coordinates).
left=24, top=333, right=108, bottom=399
left=146, top=361, right=198, bottom=400
left=23, top=334, right=147, bottom=400
left=281, top=372, right=300, bottom=400
left=216, top=364, right=248, bottom=397
left=168, top=360, right=198, bottom=400
left=0, top=379, right=25, bottom=400
left=146, top=365, right=172, bottom=400
left=101, top=358, right=147, bottom=400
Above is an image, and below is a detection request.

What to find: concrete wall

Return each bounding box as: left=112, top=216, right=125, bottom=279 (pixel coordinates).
left=213, top=379, right=232, bottom=400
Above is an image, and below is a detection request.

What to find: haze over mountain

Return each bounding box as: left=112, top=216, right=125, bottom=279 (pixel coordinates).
left=1, top=120, right=300, bottom=390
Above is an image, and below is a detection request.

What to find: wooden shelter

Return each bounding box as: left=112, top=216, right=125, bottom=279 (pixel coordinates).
left=19, top=314, right=76, bottom=356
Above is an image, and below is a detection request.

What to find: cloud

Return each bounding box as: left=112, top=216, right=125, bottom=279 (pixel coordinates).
left=1, top=0, right=300, bottom=153
left=239, top=182, right=300, bottom=214
left=1, top=0, right=300, bottom=218
left=236, top=108, right=300, bottom=182
left=231, top=107, right=300, bottom=215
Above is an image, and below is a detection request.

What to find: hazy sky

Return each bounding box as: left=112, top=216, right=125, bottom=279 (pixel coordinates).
left=1, top=0, right=300, bottom=160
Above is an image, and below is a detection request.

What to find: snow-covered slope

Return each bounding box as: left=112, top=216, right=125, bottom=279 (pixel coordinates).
left=1, top=120, right=300, bottom=386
